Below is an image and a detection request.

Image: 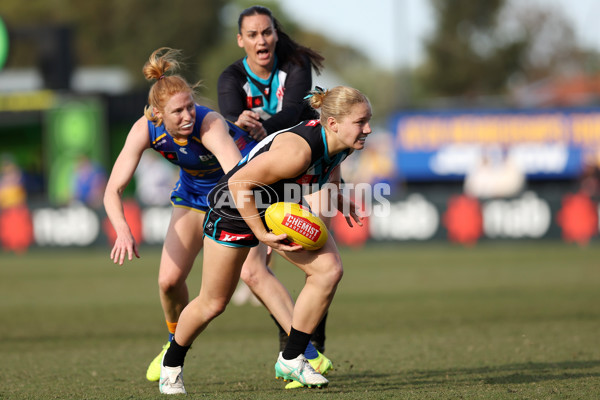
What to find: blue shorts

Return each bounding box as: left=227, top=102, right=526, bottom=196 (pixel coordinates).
left=170, top=181, right=209, bottom=213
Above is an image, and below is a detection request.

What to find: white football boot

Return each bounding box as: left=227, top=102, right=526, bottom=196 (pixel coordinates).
left=274, top=352, right=329, bottom=388
left=159, top=354, right=186, bottom=395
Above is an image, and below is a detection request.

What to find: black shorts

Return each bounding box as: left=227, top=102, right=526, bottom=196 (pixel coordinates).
left=203, top=208, right=260, bottom=248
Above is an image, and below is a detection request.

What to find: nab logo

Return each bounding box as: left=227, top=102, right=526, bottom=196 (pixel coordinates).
left=306, top=120, right=320, bottom=127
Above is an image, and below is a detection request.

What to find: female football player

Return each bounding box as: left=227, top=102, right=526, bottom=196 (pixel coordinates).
left=218, top=5, right=323, bottom=141
left=160, top=86, right=371, bottom=394
left=218, top=6, right=331, bottom=369
left=104, top=47, right=327, bottom=385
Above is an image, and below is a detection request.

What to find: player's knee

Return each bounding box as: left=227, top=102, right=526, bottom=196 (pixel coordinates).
left=206, top=297, right=229, bottom=318
left=327, top=262, right=344, bottom=287
left=316, top=260, right=343, bottom=291
left=239, top=266, right=255, bottom=287
left=158, top=273, right=184, bottom=294
left=240, top=260, right=264, bottom=288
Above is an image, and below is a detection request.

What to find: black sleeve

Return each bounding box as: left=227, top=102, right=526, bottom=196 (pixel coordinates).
left=217, top=63, right=247, bottom=123
left=262, top=59, right=313, bottom=135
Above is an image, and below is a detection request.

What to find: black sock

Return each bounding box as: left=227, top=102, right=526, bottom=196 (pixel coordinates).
left=163, top=339, right=190, bottom=367
left=311, top=312, right=327, bottom=353
left=282, top=327, right=311, bottom=360
left=271, top=314, right=288, bottom=352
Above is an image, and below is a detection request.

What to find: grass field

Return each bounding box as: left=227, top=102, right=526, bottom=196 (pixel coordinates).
left=1, top=242, right=599, bottom=399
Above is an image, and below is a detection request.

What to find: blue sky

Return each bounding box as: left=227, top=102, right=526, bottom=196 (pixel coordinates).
left=277, top=0, right=600, bottom=70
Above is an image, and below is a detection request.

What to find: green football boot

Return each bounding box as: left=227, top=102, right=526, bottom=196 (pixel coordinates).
left=146, top=341, right=170, bottom=382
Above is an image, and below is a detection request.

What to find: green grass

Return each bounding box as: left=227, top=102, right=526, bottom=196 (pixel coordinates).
left=1, top=242, right=599, bottom=399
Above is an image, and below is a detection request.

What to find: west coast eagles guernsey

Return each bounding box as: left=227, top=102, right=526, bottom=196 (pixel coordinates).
left=147, top=104, right=257, bottom=210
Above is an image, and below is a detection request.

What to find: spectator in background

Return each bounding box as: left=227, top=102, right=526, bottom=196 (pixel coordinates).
left=579, top=154, right=600, bottom=198
left=464, top=147, right=525, bottom=199
left=73, top=155, right=107, bottom=208
left=0, top=154, right=27, bottom=209
left=0, top=154, right=33, bottom=253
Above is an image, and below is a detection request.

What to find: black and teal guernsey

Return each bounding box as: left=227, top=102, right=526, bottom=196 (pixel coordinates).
left=207, top=119, right=349, bottom=220
left=217, top=56, right=318, bottom=135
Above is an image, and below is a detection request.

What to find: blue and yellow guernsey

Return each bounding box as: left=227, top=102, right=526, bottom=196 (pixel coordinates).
left=148, top=104, right=257, bottom=211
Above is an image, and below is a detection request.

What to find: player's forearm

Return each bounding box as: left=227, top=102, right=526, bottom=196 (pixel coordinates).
left=103, top=190, right=132, bottom=235
left=229, top=184, right=268, bottom=237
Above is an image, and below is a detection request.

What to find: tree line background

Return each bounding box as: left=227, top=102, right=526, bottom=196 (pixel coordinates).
left=1, top=0, right=599, bottom=125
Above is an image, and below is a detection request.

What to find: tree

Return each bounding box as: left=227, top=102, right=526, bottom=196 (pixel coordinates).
left=417, top=0, right=528, bottom=99
left=501, top=2, right=586, bottom=82
left=1, top=0, right=227, bottom=85
left=416, top=0, right=592, bottom=103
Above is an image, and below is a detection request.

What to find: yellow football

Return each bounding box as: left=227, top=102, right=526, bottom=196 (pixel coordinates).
left=264, top=202, right=328, bottom=250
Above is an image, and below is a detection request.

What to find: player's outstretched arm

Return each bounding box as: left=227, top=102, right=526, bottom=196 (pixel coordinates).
left=103, top=117, right=150, bottom=265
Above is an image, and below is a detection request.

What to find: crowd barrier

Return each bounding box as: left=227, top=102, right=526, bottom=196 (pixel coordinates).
left=1, top=186, right=597, bottom=254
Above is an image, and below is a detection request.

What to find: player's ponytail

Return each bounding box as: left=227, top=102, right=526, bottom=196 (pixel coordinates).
left=142, top=47, right=181, bottom=82
left=306, top=86, right=327, bottom=110
left=308, top=86, right=370, bottom=123
left=274, top=22, right=324, bottom=75
left=142, top=47, right=202, bottom=127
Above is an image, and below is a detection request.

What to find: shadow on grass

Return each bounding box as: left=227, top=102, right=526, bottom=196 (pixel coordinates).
left=194, top=360, right=600, bottom=396
left=329, top=360, right=600, bottom=392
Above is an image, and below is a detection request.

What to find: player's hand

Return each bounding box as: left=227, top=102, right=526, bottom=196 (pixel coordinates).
left=110, top=233, right=140, bottom=265
left=236, top=110, right=262, bottom=131
left=249, top=126, right=267, bottom=141
left=260, top=232, right=302, bottom=252
left=339, top=194, right=364, bottom=227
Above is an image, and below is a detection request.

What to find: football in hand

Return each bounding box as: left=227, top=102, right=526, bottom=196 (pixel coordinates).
left=264, top=202, right=328, bottom=250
